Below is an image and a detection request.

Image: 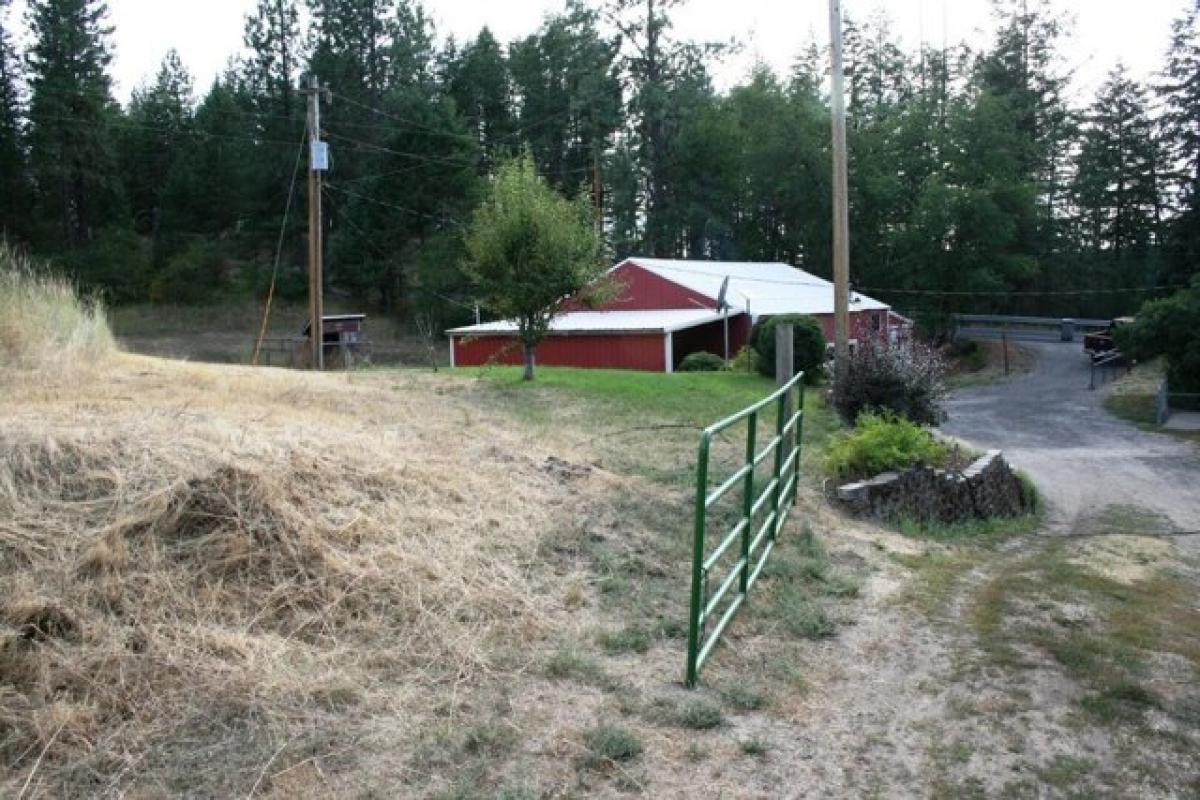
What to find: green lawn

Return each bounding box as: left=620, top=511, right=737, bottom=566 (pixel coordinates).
left=464, top=365, right=838, bottom=446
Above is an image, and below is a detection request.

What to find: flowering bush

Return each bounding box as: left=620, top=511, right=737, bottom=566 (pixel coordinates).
left=832, top=341, right=947, bottom=425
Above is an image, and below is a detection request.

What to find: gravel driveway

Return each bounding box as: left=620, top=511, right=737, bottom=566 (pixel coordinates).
left=942, top=341, right=1200, bottom=537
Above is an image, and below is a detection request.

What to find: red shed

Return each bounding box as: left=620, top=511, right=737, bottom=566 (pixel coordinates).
left=447, top=258, right=894, bottom=373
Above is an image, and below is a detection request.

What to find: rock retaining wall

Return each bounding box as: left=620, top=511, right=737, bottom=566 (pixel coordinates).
left=836, top=450, right=1031, bottom=524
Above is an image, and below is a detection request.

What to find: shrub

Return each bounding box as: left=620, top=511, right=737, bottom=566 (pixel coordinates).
left=1116, top=278, right=1200, bottom=397
left=726, top=345, right=760, bottom=373
left=678, top=351, right=726, bottom=372
left=822, top=412, right=951, bottom=481
left=831, top=341, right=947, bottom=424
left=947, top=338, right=986, bottom=372
left=63, top=226, right=153, bottom=304
left=752, top=314, right=826, bottom=383
left=150, top=239, right=232, bottom=304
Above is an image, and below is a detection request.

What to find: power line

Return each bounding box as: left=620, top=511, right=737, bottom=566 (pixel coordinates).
left=252, top=124, right=308, bottom=365
left=323, top=130, right=482, bottom=168
left=324, top=181, right=464, bottom=225
left=324, top=197, right=480, bottom=311
left=29, top=110, right=304, bottom=151
left=857, top=285, right=1187, bottom=297
left=329, top=90, right=582, bottom=145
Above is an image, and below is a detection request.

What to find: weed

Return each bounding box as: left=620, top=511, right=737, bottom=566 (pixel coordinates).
left=740, top=736, right=770, bottom=756
left=822, top=572, right=862, bottom=597
left=675, top=697, right=724, bottom=730
left=1081, top=681, right=1160, bottom=723
left=778, top=589, right=836, bottom=639
left=1035, top=755, right=1094, bottom=789
left=580, top=724, right=642, bottom=768
left=461, top=721, right=514, bottom=757
left=721, top=683, right=767, bottom=711
left=599, top=625, right=652, bottom=655
left=546, top=647, right=608, bottom=686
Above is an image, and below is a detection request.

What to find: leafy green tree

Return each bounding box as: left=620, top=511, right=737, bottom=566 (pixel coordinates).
left=25, top=0, right=123, bottom=249
left=463, top=155, right=607, bottom=380
left=1117, top=278, right=1200, bottom=396
left=0, top=0, right=29, bottom=239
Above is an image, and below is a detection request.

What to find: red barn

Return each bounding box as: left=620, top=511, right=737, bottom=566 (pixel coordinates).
left=448, top=257, right=894, bottom=372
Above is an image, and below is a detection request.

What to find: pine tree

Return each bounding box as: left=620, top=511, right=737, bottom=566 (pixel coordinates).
left=1073, top=66, right=1161, bottom=259
left=509, top=2, right=621, bottom=194
left=444, top=27, right=514, bottom=173
left=0, top=0, right=29, bottom=238
left=1158, top=0, right=1200, bottom=282
left=606, top=0, right=726, bottom=256
left=122, top=50, right=194, bottom=241
left=243, top=0, right=301, bottom=119
left=160, top=75, right=255, bottom=239
left=25, top=0, right=122, bottom=248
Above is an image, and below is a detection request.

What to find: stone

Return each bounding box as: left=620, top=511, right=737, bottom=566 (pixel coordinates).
left=836, top=450, right=1030, bottom=525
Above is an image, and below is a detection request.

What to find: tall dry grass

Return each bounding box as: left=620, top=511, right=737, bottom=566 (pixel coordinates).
left=0, top=244, right=114, bottom=371
left=0, top=357, right=602, bottom=797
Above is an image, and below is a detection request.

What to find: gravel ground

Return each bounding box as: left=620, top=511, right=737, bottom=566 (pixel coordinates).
left=942, top=341, right=1200, bottom=540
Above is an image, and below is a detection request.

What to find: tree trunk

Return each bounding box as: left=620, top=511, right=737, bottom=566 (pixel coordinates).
left=522, top=342, right=535, bottom=381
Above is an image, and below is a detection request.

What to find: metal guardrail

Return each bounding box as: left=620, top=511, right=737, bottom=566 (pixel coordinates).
left=953, top=314, right=1112, bottom=344
left=1089, top=350, right=1127, bottom=390
left=685, top=371, right=805, bottom=688
left=953, top=314, right=1110, bottom=328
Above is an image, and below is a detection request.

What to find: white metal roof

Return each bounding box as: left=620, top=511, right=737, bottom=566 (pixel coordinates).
left=447, top=308, right=735, bottom=336
left=622, top=257, right=890, bottom=316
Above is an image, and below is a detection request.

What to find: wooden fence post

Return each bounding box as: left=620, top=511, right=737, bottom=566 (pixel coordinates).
left=777, top=323, right=795, bottom=462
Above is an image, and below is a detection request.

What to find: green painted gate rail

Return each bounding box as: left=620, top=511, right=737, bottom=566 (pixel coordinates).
left=685, top=372, right=805, bottom=687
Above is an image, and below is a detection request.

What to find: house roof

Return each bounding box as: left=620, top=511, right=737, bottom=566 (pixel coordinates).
left=621, top=257, right=889, bottom=316
left=447, top=308, right=738, bottom=337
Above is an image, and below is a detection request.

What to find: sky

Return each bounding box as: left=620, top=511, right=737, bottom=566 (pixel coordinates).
left=5, top=0, right=1191, bottom=104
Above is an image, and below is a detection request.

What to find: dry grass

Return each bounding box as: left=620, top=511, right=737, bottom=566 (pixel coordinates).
left=0, top=244, right=114, bottom=373
left=0, top=354, right=604, bottom=797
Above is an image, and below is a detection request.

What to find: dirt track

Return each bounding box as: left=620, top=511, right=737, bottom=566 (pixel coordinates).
left=942, top=341, right=1200, bottom=539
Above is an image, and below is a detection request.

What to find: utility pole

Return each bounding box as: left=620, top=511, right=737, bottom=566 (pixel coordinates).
left=829, top=0, right=851, bottom=375
left=303, top=75, right=330, bottom=370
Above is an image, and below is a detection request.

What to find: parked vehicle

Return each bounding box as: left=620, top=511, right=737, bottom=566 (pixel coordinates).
left=1083, top=316, right=1134, bottom=361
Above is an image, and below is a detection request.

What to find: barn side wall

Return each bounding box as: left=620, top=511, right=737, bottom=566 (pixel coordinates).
left=452, top=333, right=668, bottom=372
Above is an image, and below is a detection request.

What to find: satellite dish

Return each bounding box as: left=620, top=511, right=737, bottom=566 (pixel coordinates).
left=716, top=276, right=730, bottom=312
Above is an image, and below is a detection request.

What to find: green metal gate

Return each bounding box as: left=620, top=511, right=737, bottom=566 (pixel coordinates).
left=685, top=372, right=805, bottom=687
